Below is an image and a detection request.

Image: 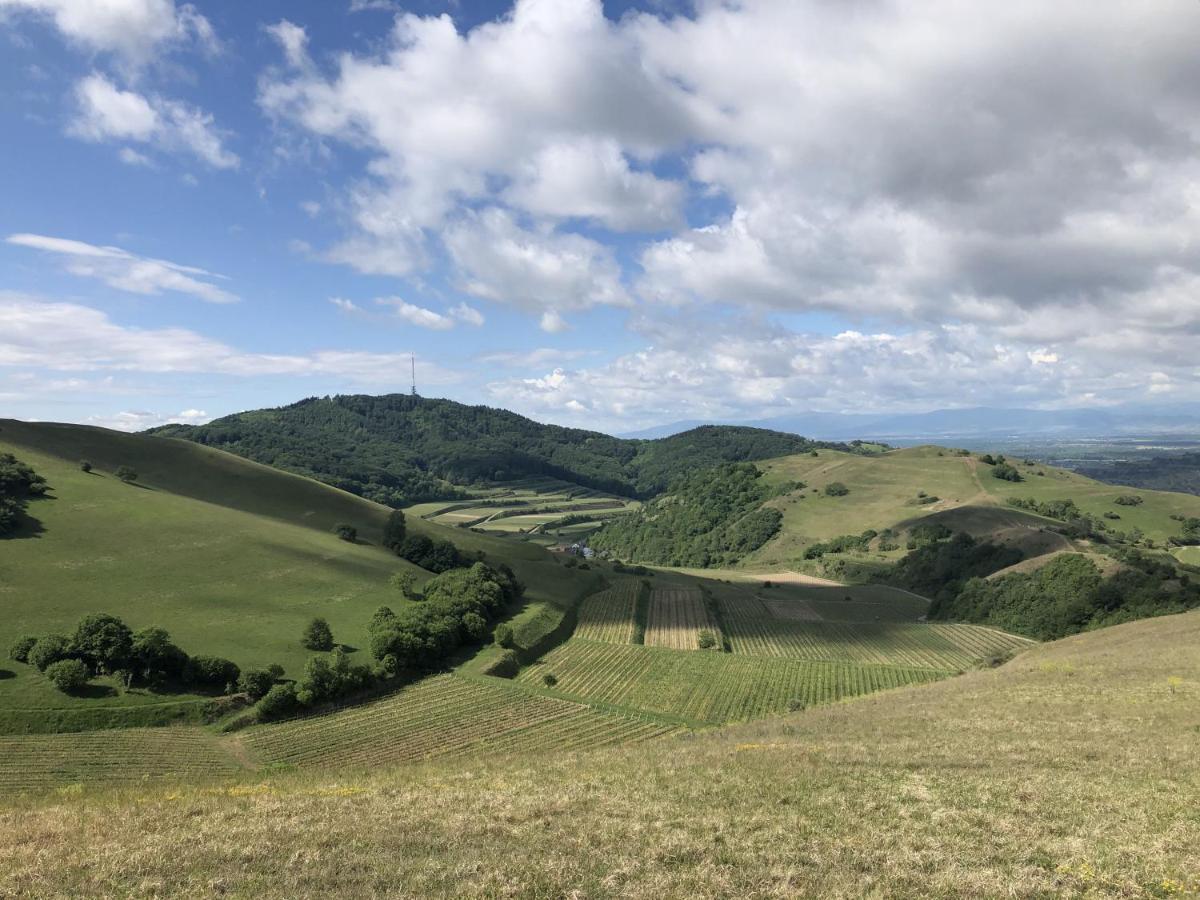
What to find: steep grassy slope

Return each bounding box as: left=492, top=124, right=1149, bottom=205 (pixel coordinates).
left=2, top=610, right=1196, bottom=897
left=0, top=420, right=588, bottom=728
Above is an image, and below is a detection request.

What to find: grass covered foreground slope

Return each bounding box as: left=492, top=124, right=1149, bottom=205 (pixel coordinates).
left=150, top=393, right=851, bottom=505
left=0, top=419, right=589, bottom=728
left=3, top=610, right=1197, bottom=898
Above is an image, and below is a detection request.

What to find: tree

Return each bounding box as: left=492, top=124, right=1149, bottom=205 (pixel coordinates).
left=72, top=613, right=133, bottom=674
left=302, top=617, right=334, bottom=651
left=27, top=635, right=72, bottom=672
left=991, top=463, right=1022, bottom=482
left=389, top=571, right=416, bottom=598
left=824, top=482, right=850, bottom=497
left=256, top=683, right=299, bottom=721
left=185, top=655, right=241, bottom=692
left=493, top=623, right=514, bottom=649
left=237, top=668, right=275, bottom=701
left=130, top=626, right=188, bottom=684
left=333, top=523, right=357, bottom=542
left=9, top=635, right=38, bottom=663
left=79, top=460, right=93, bottom=473
left=382, top=509, right=407, bottom=551
left=45, top=658, right=90, bottom=693
left=697, top=629, right=718, bottom=650
left=542, top=673, right=558, bottom=687
left=114, top=466, right=138, bottom=484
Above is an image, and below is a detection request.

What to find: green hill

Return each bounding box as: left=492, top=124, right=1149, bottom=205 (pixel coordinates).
left=2, top=608, right=1196, bottom=896
left=0, top=419, right=594, bottom=731
left=149, top=394, right=853, bottom=505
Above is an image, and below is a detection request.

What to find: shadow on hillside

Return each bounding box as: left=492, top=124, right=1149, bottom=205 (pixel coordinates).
left=0, top=669, right=14, bottom=680
left=71, top=683, right=118, bottom=700
left=3, top=491, right=53, bottom=540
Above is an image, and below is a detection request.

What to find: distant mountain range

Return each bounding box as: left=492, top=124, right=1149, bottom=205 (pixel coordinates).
left=619, top=405, right=1200, bottom=443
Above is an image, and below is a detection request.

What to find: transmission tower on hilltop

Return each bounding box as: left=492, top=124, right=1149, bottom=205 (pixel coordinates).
left=411, top=354, right=417, bottom=397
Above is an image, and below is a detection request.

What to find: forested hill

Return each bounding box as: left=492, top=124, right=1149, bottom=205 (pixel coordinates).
left=149, top=394, right=855, bottom=506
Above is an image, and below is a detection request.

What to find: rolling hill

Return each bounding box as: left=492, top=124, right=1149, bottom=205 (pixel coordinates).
left=149, top=393, right=854, bottom=505
left=2, top=607, right=1196, bottom=896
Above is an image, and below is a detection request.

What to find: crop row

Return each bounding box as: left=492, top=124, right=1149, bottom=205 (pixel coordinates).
left=645, top=588, right=720, bottom=651
left=519, top=640, right=944, bottom=724
left=242, top=674, right=675, bottom=770
left=717, top=599, right=1022, bottom=669
left=0, top=727, right=241, bottom=793
left=575, top=582, right=641, bottom=644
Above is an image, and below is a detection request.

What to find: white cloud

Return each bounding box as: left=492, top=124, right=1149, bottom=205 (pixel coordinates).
left=86, top=408, right=211, bottom=431
left=449, top=303, right=484, bottom=326
left=118, top=146, right=154, bottom=167
left=265, top=20, right=308, bottom=69
left=70, top=73, right=238, bottom=169
left=376, top=297, right=455, bottom=330
left=329, top=297, right=360, bottom=313
left=6, top=233, right=239, bottom=303
left=0, top=0, right=217, bottom=70
left=300, top=200, right=321, bottom=218
left=0, top=293, right=464, bottom=387
left=443, top=208, right=630, bottom=329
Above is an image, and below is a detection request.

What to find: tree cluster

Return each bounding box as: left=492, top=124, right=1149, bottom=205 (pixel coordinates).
left=0, top=453, right=47, bottom=535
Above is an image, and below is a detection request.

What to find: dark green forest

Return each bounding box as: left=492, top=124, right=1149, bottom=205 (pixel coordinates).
left=589, top=463, right=785, bottom=567
left=151, top=394, right=848, bottom=505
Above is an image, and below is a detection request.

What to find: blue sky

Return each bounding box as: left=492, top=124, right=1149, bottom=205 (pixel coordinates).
left=2, top=1, right=1199, bottom=433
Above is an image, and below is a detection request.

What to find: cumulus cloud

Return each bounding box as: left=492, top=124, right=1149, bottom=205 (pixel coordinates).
left=70, top=73, right=238, bottom=169
left=264, top=19, right=309, bottom=69
left=86, top=408, right=211, bottom=431
left=376, top=297, right=456, bottom=330
left=0, top=0, right=217, bottom=70
left=6, top=233, right=239, bottom=303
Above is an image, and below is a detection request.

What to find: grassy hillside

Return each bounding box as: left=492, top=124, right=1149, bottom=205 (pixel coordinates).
left=150, top=393, right=853, bottom=504
left=0, top=420, right=589, bottom=730
left=2, top=609, right=1196, bottom=896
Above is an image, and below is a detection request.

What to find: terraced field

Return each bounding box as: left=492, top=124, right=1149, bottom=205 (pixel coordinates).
left=574, top=581, right=642, bottom=643
left=0, top=728, right=242, bottom=794
left=645, top=587, right=720, bottom=650
left=241, top=674, right=676, bottom=770
left=718, top=592, right=1031, bottom=669
left=519, top=640, right=943, bottom=724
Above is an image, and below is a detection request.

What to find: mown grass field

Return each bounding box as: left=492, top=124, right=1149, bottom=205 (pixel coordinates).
left=4, top=610, right=1196, bottom=897
left=0, top=420, right=593, bottom=729
left=746, top=444, right=1200, bottom=570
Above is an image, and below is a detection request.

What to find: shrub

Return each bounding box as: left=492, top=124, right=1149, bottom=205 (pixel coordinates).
left=1114, top=495, right=1144, bottom=506
left=114, top=465, right=138, bottom=483
left=542, top=673, right=558, bottom=687
left=824, top=482, right=849, bottom=497
left=494, top=623, right=514, bottom=649
left=130, top=626, right=189, bottom=684
left=79, top=460, right=92, bottom=473
left=303, top=617, right=335, bottom=651
left=45, top=658, right=90, bottom=693
left=238, top=668, right=276, bottom=701
left=267, top=663, right=285, bottom=680
left=9, top=635, right=37, bottom=663
left=27, top=635, right=72, bottom=672
left=256, top=683, right=299, bottom=721
left=333, top=523, right=357, bottom=542
left=787, top=698, right=806, bottom=712
left=992, top=463, right=1023, bottom=482
left=381, top=509, right=407, bottom=550
left=185, top=655, right=241, bottom=691
left=72, top=613, right=133, bottom=673
left=697, top=629, right=718, bottom=650
left=461, top=611, right=489, bottom=642
left=389, top=571, right=416, bottom=598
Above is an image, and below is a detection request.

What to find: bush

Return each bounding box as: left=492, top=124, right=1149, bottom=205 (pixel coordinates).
left=697, top=629, right=718, bottom=650
left=542, top=673, right=558, bottom=687
left=787, top=698, right=806, bottom=712
left=28, top=635, right=72, bottom=672
left=114, top=465, right=138, bottom=483
left=130, top=626, right=189, bottom=684
left=72, top=613, right=133, bottom=673
left=389, top=571, right=416, bottom=598
left=9, top=635, right=37, bottom=663
left=991, top=463, right=1022, bottom=482
left=303, top=617, right=335, bottom=651
left=185, top=655, right=241, bottom=691
left=824, top=482, right=849, bottom=497
left=1114, top=495, right=1144, bottom=506
left=45, top=658, right=90, bottom=693
left=494, top=623, right=514, bottom=649
left=256, top=683, right=299, bottom=721
left=237, top=668, right=276, bottom=701
left=333, top=523, right=357, bottom=542
left=79, top=459, right=92, bottom=473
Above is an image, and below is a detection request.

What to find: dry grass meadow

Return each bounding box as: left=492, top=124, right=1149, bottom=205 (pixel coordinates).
left=2, top=610, right=1197, bottom=898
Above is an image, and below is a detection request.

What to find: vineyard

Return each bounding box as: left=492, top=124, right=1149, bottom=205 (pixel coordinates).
left=717, top=592, right=1032, bottom=669
left=574, top=581, right=641, bottom=643
left=241, top=674, right=676, bottom=770
left=0, top=728, right=242, bottom=794
left=644, top=587, right=721, bottom=650
left=518, top=640, right=944, bottom=724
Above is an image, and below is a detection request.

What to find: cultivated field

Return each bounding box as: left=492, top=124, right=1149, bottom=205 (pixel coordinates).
left=517, top=640, right=942, bottom=724
left=644, top=587, right=720, bottom=650
left=574, top=581, right=642, bottom=643
left=241, top=674, right=676, bottom=770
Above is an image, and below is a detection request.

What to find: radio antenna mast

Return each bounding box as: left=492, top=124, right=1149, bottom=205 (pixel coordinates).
left=411, top=354, right=417, bottom=397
